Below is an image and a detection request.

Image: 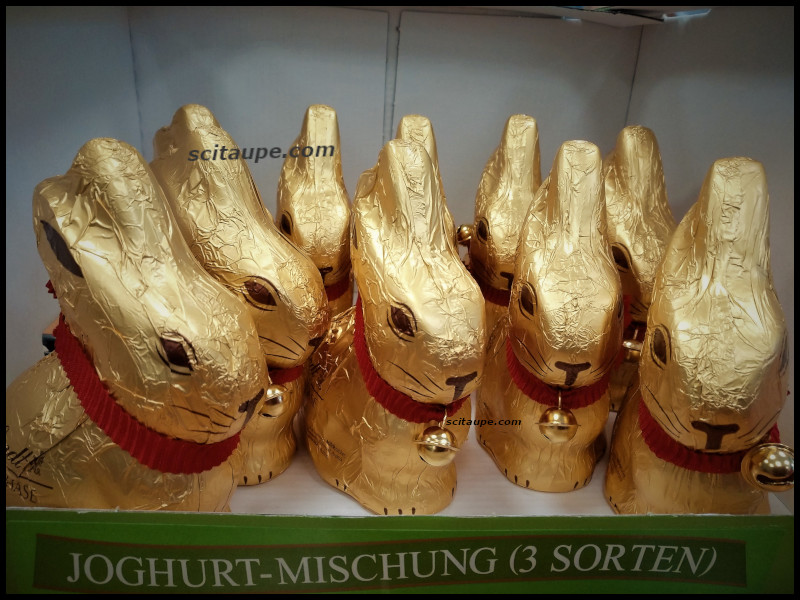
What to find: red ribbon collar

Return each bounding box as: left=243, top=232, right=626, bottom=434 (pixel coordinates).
left=269, top=364, right=304, bottom=385
left=54, top=314, right=240, bottom=474
left=353, top=297, right=467, bottom=423
left=505, top=337, right=610, bottom=409
left=325, top=273, right=352, bottom=303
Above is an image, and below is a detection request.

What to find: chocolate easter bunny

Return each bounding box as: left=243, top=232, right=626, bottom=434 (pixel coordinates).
left=476, top=140, right=623, bottom=492
left=304, top=139, right=486, bottom=515
left=603, top=125, right=676, bottom=411
left=460, top=114, right=542, bottom=335
left=6, top=138, right=269, bottom=511
left=605, top=157, right=794, bottom=514
left=276, top=104, right=353, bottom=316
left=151, top=105, right=329, bottom=486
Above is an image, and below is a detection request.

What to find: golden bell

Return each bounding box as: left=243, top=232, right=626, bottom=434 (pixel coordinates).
left=457, top=224, right=474, bottom=247
left=622, top=338, right=643, bottom=361
left=416, top=426, right=459, bottom=467
left=261, top=384, right=288, bottom=418
left=538, top=407, right=578, bottom=443
left=741, top=443, right=794, bottom=492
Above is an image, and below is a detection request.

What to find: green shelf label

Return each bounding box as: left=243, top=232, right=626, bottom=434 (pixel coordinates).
left=6, top=509, right=794, bottom=594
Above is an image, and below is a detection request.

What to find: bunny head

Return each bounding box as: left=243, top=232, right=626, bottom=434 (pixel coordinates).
left=640, top=157, right=789, bottom=453
left=151, top=104, right=329, bottom=370
left=508, top=140, right=623, bottom=389
left=351, top=139, right=486, bottom=404
left=468, top=114, right=542, bottom=300
left=33, top=137, right=268, bottom=445
left=603, top=125, right=676, bottom=322
left=276, top=104, right=353, bottom=313
left=394, top=114, right=458, bottom=249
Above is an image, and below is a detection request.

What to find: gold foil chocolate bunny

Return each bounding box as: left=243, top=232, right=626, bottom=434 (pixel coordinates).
left=5, top=138, right=269, bottom=511
left=605, top=157, right=793, bottom=514
left=151, top=105, right=329, bottom=486
left=476, top=140, right=623, bottom=492
left=276, top=104, right=353, bottom=316
left=460, top=114, right=542, bottom=335
left=394, top=114, right=458, bottom=249
left=304, top=139, right=486, bottom=515
left=603, top=125, right=677, bottom=411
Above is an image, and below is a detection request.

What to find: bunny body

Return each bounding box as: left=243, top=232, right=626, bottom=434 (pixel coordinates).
left=476, top=141, right=622, bottom=492
left=605, top=157, right=790, bottom=514
left=6, top=138, right=267, bottom=511
left=466, top=114, right=542, bottom=335
left=603, top=126, right=676, bottom=411
left=151, top=105, right=329, bottom=486
left=304, top=139, right=486, bottom=515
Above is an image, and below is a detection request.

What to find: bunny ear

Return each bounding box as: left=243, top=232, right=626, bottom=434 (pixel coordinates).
left=394, top=114, right=457, bottom=249
left=35, top=138, right=186, bottom=285
left=534, top=140, right=607, bottom=248
left=660, top=157, right=775, bottom=303
left=283, top=103, right=346, bottom=186
left=354, top=139, right=456, bottom=279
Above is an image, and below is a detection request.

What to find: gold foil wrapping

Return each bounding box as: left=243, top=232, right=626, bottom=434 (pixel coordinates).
left=476, top=140, right=622, bottom=492
left=6, top=138, right=267, bottom=510
left=277, top=104, right=354, bottom=316
left=394, top=114, right=458, bottom=249
left=466, top=114, right=542, bottom=335
left=304, top=139, right=486, bottom=514
left=605, top=157, right=792, bottom=514
left=151, top=105, right=329, bottom=485
left=603, top=126, right=676, bottom=411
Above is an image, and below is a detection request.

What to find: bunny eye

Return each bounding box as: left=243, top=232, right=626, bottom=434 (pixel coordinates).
left=649, top=325, right=670, bottom=369
left=611, top=243, right=632, bottom=273
left=519, top=283, right=537, bottom=318
left=41, top=220, right=84, bottom=278
left=388, top=304, right=416, bottom=339
left=476, top=218, right=489, bottom=243
left=279, top=213, right=293, bottom=236
left=244, top=278, right=277, bottom=311
left=158, top=333, right=196, bottom=375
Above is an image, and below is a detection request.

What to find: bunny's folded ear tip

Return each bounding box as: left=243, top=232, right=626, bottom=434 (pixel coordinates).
left=170, top=103, right=219, bottom=129
left=709, top=156, right=765, bottom=178
left=555, top=140, right=601, bottom=167
left=306, top=104, right=337, bottom=118
left=618, top=125, right=657, bottom=149
left=74, top=138, right=142, bottom=171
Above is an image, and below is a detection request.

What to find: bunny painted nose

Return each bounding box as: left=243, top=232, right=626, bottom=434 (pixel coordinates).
left=309, top=335, right=325, bottom=349
left=691, top=421, right=740, bottom=451
left=446, top=371, right=479, bottom=401
left=554, top=361, right=591, bottom=387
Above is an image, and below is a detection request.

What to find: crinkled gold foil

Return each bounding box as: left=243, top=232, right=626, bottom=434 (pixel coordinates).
left=151, top=105, right=329, bottom=485
left=603, top=125, right=676, bottom=411
left=304, top=139, right=486, bottom=514
left=394, top=114, right=458, bottom=249
left=6, top=138, right=267, bottom=510
left=466, top=114, right=542, bottom=335
left=476, top=140, right=622, bottom=492
left=605, top=157, right=792, bottom=514
left=277, top=104, right=353, bottom=316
